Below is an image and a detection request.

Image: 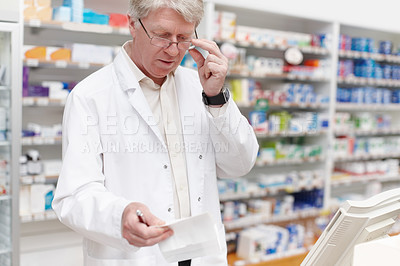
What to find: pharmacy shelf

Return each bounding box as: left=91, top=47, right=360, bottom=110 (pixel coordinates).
left=0, top=195, right=11, bottom=201
left=336, top=103, right=400, bottom=111
left=22, top=97, right=66, bottom=107
left=275, top=102, right=329, bottom=110
left=334, top=153, right=400, bottom=162
left=246, top=249, right=308, bottom=265
left=227, top=251, right=307, bottom=266
left=20, top=210, right=58, bottom=223
left=21, top=136, right=62, bottom=146
left=23, top=58, right=105, bottom=70
left=0, top=141, right=11, bottom=147
left=256, top=130, right=327, bottom=138
left=223, top=208, right=320, bottom=231
left=337, top=76, right=400, bottom=88
left=216, top=38, right=330, bottom=55
left=335, top=128, right=400, bottom=136
left=338, top=49, right=400, bottom=64
left=238, top=102, right=329, bottom=110
left=219, top=184, right=324, bottom=201
left=20, top=175, right=58, bottom=185
left=331, top=173, right=400, bottom=187
left=228, top=72, right=330, bottom=83
left=0, top=248, right=11, bottom=255
left=24, top=19, right=130, bottom=36
left=255, top=156, right=325, bottom=167
left=24, top=19, right=130, bottom=48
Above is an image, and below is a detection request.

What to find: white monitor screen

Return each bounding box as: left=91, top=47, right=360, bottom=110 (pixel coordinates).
left=301, top=188, right=400, bottom=266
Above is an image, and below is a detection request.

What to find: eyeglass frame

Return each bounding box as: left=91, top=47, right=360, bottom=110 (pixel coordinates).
left=138, top=19, right=198, bottom=50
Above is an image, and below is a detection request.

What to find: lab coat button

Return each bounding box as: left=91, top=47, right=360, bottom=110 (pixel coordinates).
left=198, top=197, right=201, bottom=202
left=168, top=208, right=172, bottom=212
left=163, top=164, right=168, bottom=169
left=199, top=155, right=203, bottom=159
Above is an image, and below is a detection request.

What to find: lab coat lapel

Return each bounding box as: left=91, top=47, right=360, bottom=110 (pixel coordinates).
left=113, top=52, right=166, bottom=148
left=126, top=89, right=166, bottom=148
left=175, top=67, right=206, bottom=215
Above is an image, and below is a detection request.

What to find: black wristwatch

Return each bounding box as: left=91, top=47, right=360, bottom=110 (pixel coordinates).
left=202, top=87, right=230, bottom=106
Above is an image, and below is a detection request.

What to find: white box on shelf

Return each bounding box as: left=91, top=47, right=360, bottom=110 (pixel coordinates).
left=71, top=43, right=114, bottom=65
left=42, top=160, right=62, bottom=177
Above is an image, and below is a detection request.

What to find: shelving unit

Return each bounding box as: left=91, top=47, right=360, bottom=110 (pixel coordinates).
left=24, top=19, right=130, bottom=46
left=227, top=252, right=307, bottom=266
left=202, top=1, right=339, bottom=264
left=21, top=9, right=131, bottom=266
left=224, top=209, right=320, bottom=231
left=336, top=102, right=400, bottom=111
left=334, top=153, right=400, bottom=162
left=25, top=19, right=130, bottom=35
left=331, top=173, right=400, bottom=187
left=21, top=19, right=130, bottom=186
left=0, top=7, right=22, bottom=266
left=21, top=136, right=62, bottom=146
left=227, top=73, right=330, bottom=83
left=332, top=23, right=400, bottom=202
left=216, top=38, right=330, bottom=55
left=23, top=58, right=105, bottom=70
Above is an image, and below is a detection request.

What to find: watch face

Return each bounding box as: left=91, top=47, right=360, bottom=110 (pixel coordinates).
left=284, top=47, right=303, bottom=65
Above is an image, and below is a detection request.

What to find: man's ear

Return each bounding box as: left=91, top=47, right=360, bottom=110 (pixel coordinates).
left=127, top=14, right=137, bottom=38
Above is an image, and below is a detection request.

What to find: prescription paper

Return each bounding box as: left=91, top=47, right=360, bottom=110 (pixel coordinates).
left=157, top=212, right=222, bottom=263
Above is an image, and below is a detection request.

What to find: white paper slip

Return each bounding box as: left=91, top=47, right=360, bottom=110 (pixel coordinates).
left=156, top=212, right=222, bottom=263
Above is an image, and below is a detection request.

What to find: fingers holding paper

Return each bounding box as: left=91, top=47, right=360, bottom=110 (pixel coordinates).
left=121, top=202, right=173, bottom=247
left=189, top=39, right=228, bottom=97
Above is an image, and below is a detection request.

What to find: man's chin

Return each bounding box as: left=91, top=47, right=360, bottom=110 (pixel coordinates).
left=155, top=66, right=178, bottom=76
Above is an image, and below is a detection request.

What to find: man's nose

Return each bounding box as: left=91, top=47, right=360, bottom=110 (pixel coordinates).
left=165, top=42, right=180, bottom=56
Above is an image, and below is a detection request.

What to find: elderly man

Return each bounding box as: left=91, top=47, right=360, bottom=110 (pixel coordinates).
left=53, top=0, right=258, bottom=265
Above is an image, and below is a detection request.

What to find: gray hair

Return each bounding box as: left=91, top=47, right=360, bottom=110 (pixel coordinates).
left=128, top=0, right=204, bottom=27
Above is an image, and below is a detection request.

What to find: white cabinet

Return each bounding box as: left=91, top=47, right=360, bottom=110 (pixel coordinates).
left=0, top=21, right=22, bottom=266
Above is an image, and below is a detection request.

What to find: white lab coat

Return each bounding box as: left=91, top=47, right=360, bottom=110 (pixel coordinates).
left=52, top=49, right=259, bottom=266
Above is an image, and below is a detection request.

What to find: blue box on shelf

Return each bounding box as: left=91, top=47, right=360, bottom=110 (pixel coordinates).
left=83, top=9, right=110, bottom=25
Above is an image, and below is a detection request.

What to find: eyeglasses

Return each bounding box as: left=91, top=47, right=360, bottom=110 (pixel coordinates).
left=138, top=19, right=198, bottom=50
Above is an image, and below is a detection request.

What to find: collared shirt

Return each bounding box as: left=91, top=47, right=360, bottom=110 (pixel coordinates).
left=121, top=41, right=228, bottom=218
left=122, top=41, right=190, bottom=218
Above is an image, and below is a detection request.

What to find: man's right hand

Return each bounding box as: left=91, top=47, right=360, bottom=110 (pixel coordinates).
left=121, top=202, right=173, bottom=247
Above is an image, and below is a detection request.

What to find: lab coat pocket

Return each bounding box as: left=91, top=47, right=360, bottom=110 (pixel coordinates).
left=85, top=254, right=156, bottom=266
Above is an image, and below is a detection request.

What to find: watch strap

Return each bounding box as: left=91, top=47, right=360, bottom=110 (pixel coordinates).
left=202, top=88, right=229, bottom=106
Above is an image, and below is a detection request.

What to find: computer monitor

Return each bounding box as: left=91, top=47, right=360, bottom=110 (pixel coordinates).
left=301, top=188, right=400, bottom=266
